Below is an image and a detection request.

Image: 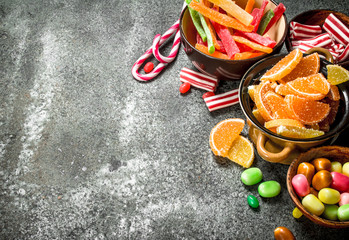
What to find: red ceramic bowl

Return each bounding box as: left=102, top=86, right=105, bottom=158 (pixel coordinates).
left=179, top=0, right=288, bottom=80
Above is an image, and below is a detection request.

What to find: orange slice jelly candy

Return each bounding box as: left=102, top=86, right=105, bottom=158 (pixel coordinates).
left=285, top=95, right=330, bottom=125
left=209, top=118, right=245, bottom=157
left=264, top=91, right=290, bottom=119
left=279, top=52, right=320, bottom=83
left=253, top=81, right=276, bottom=121
left=260, top=49, right=303, bottom=82
left=274, top=84, right=293, bottom=96
left=276, top=125, right=325, bottom=138
left=285, top=73, right=329, bottom=100
left=264, top=119, right=305, bottom=132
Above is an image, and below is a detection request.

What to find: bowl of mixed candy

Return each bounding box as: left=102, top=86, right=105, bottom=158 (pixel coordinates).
left=179, top=0, right=288, bottom=80
left=287, top=146, right=349, bottom=228
left=239, top=48, right=349, bottom=164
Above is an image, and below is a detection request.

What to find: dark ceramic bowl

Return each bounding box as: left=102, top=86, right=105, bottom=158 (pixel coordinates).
left=179, top=0, right=288, bottom=80
left=285, top=9, right=349, bottom=69
left=239, top=53, right=349, bottom=164
left=287, top=146, right=349, bottom=228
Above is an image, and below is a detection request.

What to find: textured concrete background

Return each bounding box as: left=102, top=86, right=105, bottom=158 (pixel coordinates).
left=1, top=0, right=349, bottom=239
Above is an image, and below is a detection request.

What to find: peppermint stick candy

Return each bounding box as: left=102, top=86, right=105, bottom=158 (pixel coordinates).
left=180, top=67, right=218, bottom=92
left=203, top=89, right=239, bottom=112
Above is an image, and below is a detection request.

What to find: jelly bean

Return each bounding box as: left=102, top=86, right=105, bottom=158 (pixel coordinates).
left=318, top=188, right=340, bottom=204
left=297, top=162, right=315, bottom=184
left=339, top=193, right=349, bottom=206
left=258, top=181, right=281, bottom=198
left=338, top=204, right=349, bottom=221
left=322, top=204, right=338, bottom=221
left=274, top=226, right=295, bottom=240
left=179, top=82, right=191, bottom=94
left=292, top=174, right=310, bottom=197
left=247, top=195, right=259, bottom=208
left=292, top=207, right=303, bottom=219
left=342, top=162, right=349, bottom=177
left=311, top=158, right=331, bottom=172
left=312, top=170, right=332, bottom=191
left=331, top=161, right=342, bottom=173
left=310, top=187, right=319, bottom=198
left=302, top=194, right=325, bottom=216
left=241, top=167, right=263, bottom=186
left=330, top=172, right=349, bottom=192
left=202, top=92, right=215, bottom=99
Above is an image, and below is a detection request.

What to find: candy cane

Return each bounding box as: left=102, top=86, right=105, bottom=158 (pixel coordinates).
left=131, top=3, right=186, bottom=82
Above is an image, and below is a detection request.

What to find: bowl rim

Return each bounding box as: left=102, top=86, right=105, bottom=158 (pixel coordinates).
left=284, top=9, right=349, bottom=66
left=238, top=52, right=349, bottom=143
left=286, top=146, right=349, bottom=228
left=179, top=0, right=288, bottom=63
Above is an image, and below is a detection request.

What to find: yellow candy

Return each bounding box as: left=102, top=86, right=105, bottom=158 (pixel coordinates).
left=318, top=188, right=340, bottom=205
left=302, top=194, right=325, bottom=216
left=343, top=162, right=349, bottom=177
left=331, top=161, right=342, bottom=173
left=292, top=207, right=303, bottom=219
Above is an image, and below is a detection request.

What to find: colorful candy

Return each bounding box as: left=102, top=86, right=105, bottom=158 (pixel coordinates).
left=342, top=162, right=349, bottom=177
left=292, top=174, right=310, bottom=197
left=274, top=226, right=295, bottom=240
left=312, top=170, right=332, bottom=191
left=292, top=207, right=303, bottom=219
left=339, top=193, right=349, bottom=206
left=331, top=161, right=342, bottom=173
left=338, top=204, right=349, bottom=221
left=241, top=167, right=263, bottom=186
left=297, top=162, right=315, bottom=184
left=258, top=180, right=281, bottom=198
left=179, top=82, right=191, bottom=94
left=180, top=67, right=218, bottom=92
left=322, top=204, right=339, bottom=221
left=318, top=188, right=340, bottom=205
left=247, top=195, right=259, bottom=208
left=302, top=194, right=325, bottom=216
left=330, top=172, right=349, bottom=192
left=203, top=89, right=239, bottom=112
left=311, top=158, right=332, bottom=172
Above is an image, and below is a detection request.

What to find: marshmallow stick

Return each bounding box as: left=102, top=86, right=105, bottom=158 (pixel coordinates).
left=203, top=89, right=239, bottom=112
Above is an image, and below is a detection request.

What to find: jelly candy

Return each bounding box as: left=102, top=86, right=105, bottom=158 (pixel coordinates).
left=330, top=172, right=349, bottom=192
left=338, top=204, right=349, bottom=221
left=322, top=204, right=339, bottom=221
left=274, top=226, right=296, bottom=240
left=241, top=167, right=263, bottom=186
left=297, top=162, right=315, bottom=184
left=258, top=181, right=281, bottom=198
left=311, top=158, right=332, bottom=172
left=331, top=161, right=342, bottom=173
left=292, top=174, right=310, bottom=197
left=312, top=170, right=332, bottom=191
left=342, top=162, right=349, bottom=177
left=318, top=188, right=340, bottom=205
left=302, top=194, right=325, bottom=216
left=247, top=195, right=259, bottom=208
left=292, top=207, right=303, bottom=219
left=339, top=193, right=349, bottom=206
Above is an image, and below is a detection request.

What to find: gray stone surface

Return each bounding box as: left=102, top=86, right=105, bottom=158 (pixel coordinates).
left=1, top=0, right=349, bottom=239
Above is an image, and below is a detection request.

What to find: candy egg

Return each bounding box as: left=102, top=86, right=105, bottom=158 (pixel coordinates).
left=322, top=204, right=338, bottom=221
left=292, top=174, right=310, bottom=197
left=338, top=204, right=349, bottom=221
left=339, top=193, right=349, bottom=206
left=330, top=161, right=342, bottom=173
left=342, top=162, right=349, bottom=177
left=312, top=170, right=332, bottom=191
left=297, top=162, right=315, bottom=184
left=302, top=194, right=325, bottom=216
left=274, top=226, right=295, bottom=240
left=330, top=172, right=349, bottom=192
left=311, top=158, right=332, bottom=172
left=318, top=188, right=340, bottom=205
left=258, top=181, right=281, bottom=198
left=241, top=167, right=263, bottom=186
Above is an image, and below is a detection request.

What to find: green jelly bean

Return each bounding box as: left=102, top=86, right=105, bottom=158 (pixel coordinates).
left=257, top=9, right=275, bottom=35
left=338, top=204, right=349, bottom=221
left=322, top=204, right=338, bottom=221
left=258, top=180, right=281, bottom=198
left=247, top=195, right=259, bottom=208
left=241, top=167, right=263, bottom=186
left=318, top=188, right=340, bottom=205
left=302, top=194, right=324, bottom=216
left=198, top=13, right=215, bottom=54
left=185, top=0, right=207, bottom=42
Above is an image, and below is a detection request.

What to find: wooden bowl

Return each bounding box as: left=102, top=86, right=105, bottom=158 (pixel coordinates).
left=287, top=146, right=349, bottom=228
left=285, top=9, right=349, bottom=69
left=179, top=0, right=287, bottom=80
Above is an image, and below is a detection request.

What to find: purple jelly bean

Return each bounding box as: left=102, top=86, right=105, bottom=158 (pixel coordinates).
left=331, top=172, right=349, bottom=192
left=292, top=174, right=310, bottom=197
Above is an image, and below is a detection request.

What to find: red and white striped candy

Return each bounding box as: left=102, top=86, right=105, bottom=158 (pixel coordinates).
left=297, top=42, right=315, bottom=53
left=180, top=67, right=218, bottom=92
left=328, top=43, right=345, bottom=61
left=323, top=13, right=349, bottom=46
left=289, top=21, right=322, bottom=39
left=203, top=89, right=239, bottom=112
left=338, top=44, right=349, bottom=62
left=299, top=33, right=334, bottom=49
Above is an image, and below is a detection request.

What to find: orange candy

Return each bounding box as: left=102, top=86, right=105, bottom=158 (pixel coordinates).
left=264, top=91, right=290, bottom=119
left=253, top=81, right=275, bottom=121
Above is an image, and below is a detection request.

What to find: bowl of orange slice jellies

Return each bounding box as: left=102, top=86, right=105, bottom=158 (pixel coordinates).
left=239, top=48, right=349, bottom=164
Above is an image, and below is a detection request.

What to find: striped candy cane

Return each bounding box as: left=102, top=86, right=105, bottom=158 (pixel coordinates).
left=131, top=3, right=186, bottom=82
